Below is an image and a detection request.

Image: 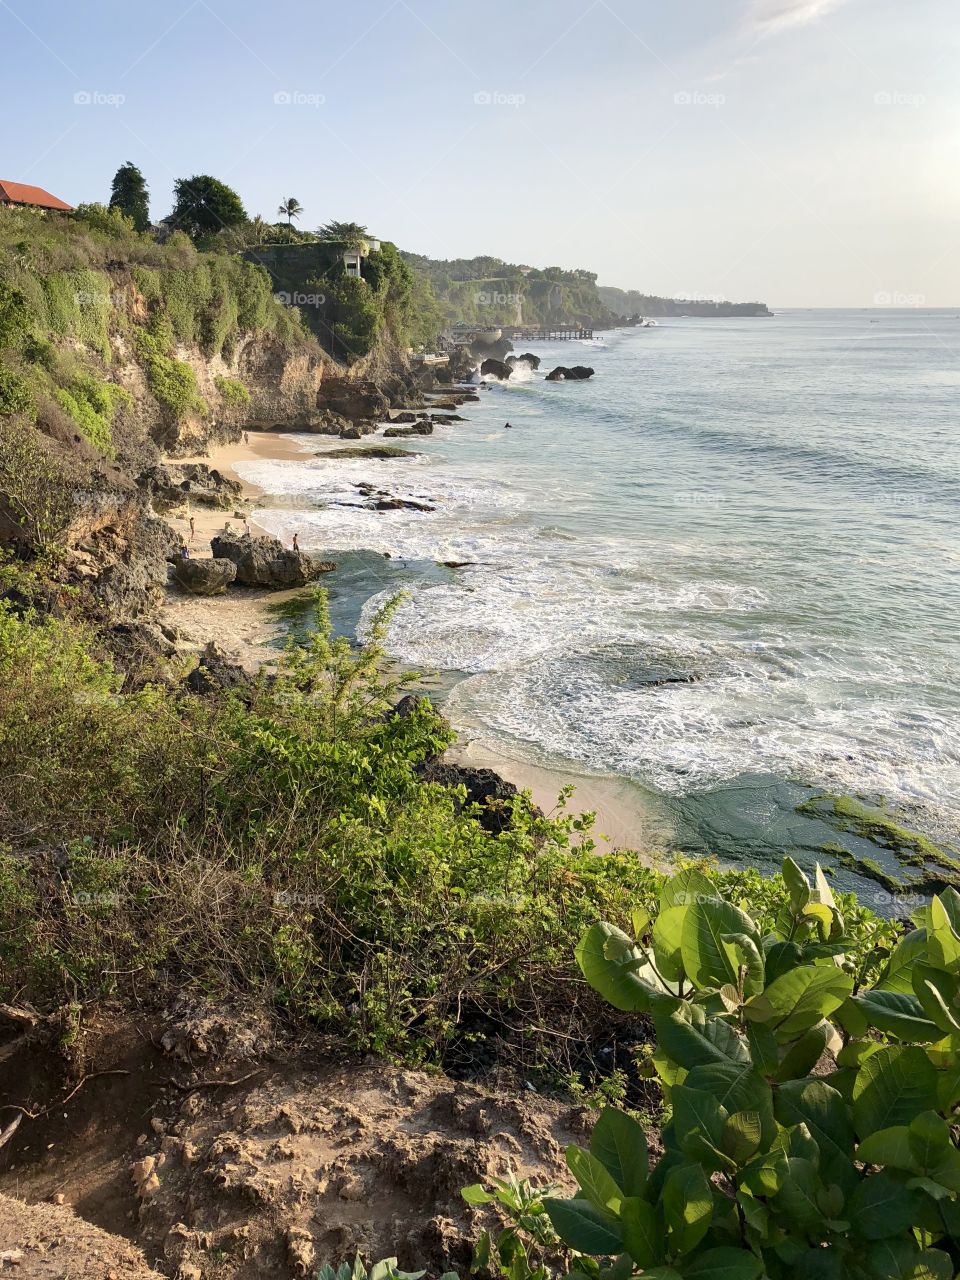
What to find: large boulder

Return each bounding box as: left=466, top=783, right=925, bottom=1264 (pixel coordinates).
left=383, top=423, right=434, bottom=437
left=480, top=358, right=513, bottom=380
left=316, top=377, right=389, bottom=424
left=185, top=642, right=255, bottom=697
left=140, top=463, right=243, bottom=511
left=545, top=365, right=595, bottom=381
left=209, top=532, right=333, bottom=590
left=506, top=352, right=541, bottom=370
left=418, top=761, right=524, bottom=834
left=172, top=555, right=237, bottom=595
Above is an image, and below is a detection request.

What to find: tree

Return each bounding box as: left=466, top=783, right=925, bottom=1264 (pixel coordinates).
left=108, top=162, right=150, bottom=231
left=317, top=220, right=369, bottom=251
left=277, top=197, right=303, bottom=226
left=169, top=175, right=247, bottom=242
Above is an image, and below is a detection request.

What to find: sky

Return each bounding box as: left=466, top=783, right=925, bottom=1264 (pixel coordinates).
left=1, top=0, right=957, bottom=306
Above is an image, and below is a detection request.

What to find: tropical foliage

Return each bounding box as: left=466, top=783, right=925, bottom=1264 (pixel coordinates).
left=470, top=860, right=960, bottom=1278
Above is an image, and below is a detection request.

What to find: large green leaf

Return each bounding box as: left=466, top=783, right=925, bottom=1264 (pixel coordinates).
left=773, top=1156, right=824, bottom=1233
left=660, top=867, right=717, bottom=912
left=912, top=964, right=960, bottom=1035
left=685, top=1062, right=776, bottom=1147
left=565, top=1146, right=623, bottom=1214
left=852, top=1045, right=940, bottom=1138
left=849, top=1169, right=918, bottom=1240
left=928, top=896, right=960, bottom=973
left=575, top=923, right=669, bottom=1012
left=652, top=905, right=687, bottom=981
left=774, top=1021, right=831, bottom=1080
left=775, top=1079, right=856, bottom=1191
left=743, top=965, right=853, bottom=1038
left=662, top=1162, right=713, bottom=1256
left=720, top=931, right=765, bottom=998
left=683, top=1248, right=764, bottom=1280
left=721, top=1111, right=762, bottom=1164
left=589, top=1107, right=648, bottom=1196
left=877, top=929, right=928, bottom=995
left=681, top=898, right=758, bottom=990
left=652, top=1003, right=750, bottom=1070
left=852, top=990, right=943, bottom=1043
left=619, top=1196, right=661, bottom=1267
left=672, top=1083, right=727, bottom=1149
left=782, top=856, right=812, bottom=914
left=543, top=1197, right=623, bottom=1255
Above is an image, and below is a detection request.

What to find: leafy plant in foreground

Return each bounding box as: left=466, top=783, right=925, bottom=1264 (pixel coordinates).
left=470, top=861, right=960, bottom=1279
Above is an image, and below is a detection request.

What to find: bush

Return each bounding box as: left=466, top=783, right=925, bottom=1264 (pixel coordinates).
left=54, top=374, right=131, bottom=455
left=214, top=375, right=250, bottom=409
left=484, top=860, right=959, bottom=1278
left=0, top=364, right=33, bottom=417
left=0, top=418, right=77, bottom=548
left=134, top=327, right=206, bottom=420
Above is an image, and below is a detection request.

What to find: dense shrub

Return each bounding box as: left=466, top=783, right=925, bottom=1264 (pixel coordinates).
left=469, top=862, right=959, bottom=1278
left=214, top=375, right=250, bottom=408
left=134, top=327, right=206, bottom=420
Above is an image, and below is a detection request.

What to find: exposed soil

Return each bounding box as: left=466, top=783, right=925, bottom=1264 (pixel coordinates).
left=0, top=1005, right=600, bottom=1279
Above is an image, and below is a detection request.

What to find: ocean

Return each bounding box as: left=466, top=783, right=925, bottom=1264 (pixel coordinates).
left=236, top=309, right=960, bottom=897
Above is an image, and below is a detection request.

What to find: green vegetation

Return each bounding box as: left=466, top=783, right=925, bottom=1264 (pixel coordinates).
left=109, top=162, right=150, bottom=232
left=402, top=253, right=619, bottom=331
left=214, top=374, right=250, bottom=409
left=277, top=196, right=304, bottom=226
left=54, top=372, right=132, bottom=454
left=598, top=285, right=771, bottom=319
left=169, top=173, right=247, bottom=243
left=463, top=860, right=960, bottom=1278
left=0, top=585, right=895, bottom=1078
left=134, top=326, right=207, bottom=421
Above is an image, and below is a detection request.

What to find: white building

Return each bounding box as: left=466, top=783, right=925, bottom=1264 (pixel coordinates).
left=343, top=237, right=381, bottom=278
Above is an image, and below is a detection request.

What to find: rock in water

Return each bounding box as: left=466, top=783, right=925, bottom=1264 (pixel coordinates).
left=172, top=556, right=237, bottom=595
left=209, top=532, right=333, bottom=590
left=506, top=352, right=541, bottom=370
left=480, top=358, right=513, bottom=380
left=544, top=365, right=594, bottom=381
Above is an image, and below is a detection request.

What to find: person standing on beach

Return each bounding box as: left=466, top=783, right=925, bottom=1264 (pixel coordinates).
left=189, top=516, right=195, bottom=543
left=243, top=518, right=251, bottom=537
left=243, top=432, right=249, bottom=445
left=292, top=532, right=299, bottom=552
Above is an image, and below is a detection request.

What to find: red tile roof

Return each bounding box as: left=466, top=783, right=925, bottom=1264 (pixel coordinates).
left=0, top=181, right=73, bottom=211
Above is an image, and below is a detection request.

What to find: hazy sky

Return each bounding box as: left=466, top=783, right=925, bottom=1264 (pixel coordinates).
left=2, top=0, right=957, bottom=306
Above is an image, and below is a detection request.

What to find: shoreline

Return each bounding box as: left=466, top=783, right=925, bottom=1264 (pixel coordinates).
left=159, top=424, right=666, bottom=857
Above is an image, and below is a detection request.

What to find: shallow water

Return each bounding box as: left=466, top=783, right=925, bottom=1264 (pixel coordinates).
left=239, top=309, right=960, bottom=888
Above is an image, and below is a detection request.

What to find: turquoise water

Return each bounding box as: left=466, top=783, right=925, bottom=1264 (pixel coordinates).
left=239, top=309, right=960, bottom=885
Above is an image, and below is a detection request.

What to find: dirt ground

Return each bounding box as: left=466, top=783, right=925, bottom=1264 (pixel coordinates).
left=0, top=1006, right=595, bottom=1279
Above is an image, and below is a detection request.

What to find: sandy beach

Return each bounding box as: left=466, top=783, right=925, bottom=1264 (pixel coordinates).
left=160, top=428, right=667, bottom=857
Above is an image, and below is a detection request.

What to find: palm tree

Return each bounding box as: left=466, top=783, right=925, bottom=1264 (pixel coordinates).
left=277, top=197, right=303, bottom=226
